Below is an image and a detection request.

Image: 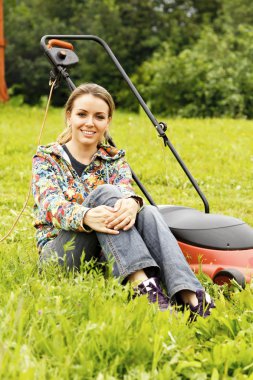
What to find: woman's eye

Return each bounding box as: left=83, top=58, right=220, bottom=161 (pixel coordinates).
left=96, top=115, right=105, bottom=120
left=77, top=113, right=86, bottom=117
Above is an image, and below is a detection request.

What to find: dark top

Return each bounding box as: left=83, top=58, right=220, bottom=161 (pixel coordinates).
left=63, top=144, right=87, bottom=177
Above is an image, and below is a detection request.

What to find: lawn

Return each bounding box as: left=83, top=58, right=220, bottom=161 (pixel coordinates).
left=0, top=103, right=253, bottom=379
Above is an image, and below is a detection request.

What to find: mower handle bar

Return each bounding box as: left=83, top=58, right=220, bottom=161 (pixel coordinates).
left=40, top=34, right=210, bottom=214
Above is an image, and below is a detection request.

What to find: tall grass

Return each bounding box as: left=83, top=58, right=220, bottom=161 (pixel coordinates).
left=0, top=103, right=253, bottom=379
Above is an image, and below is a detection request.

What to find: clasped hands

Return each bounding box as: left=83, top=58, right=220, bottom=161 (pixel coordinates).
left=83, top=198, right=140, bottom=234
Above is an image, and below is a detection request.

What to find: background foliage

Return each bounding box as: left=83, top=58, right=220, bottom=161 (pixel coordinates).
left=4, top=0, right=253, bottom=116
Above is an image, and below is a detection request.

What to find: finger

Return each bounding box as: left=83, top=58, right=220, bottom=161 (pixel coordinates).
left=114, top=199, right=123, bottom=212
left=106, top=211, right=124, bottom=224
left=101, top=227, right=120, bottom=235
left=114, top=216, right=132, bottom=231
left=106, top=213, right=128, bottom=228
left=123, top=220, right=135, bottom=231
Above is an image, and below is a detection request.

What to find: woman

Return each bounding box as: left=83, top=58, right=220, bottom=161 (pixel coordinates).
left=32, top=83, right=214, bottom=317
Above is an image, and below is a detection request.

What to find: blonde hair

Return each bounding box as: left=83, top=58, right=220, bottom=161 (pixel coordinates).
left=57, top=83, right=115, bottom=145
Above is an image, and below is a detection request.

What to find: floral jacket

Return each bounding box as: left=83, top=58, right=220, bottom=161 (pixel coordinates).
left=32, top=142, right=140, bottom=251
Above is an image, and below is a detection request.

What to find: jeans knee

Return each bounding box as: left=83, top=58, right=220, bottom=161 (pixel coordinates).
left=85, top=184, right=123, bottom=208
left=138, top=205, right=165, bottom=226
left=141, top=205, right=159, bottom=218
left=95, top=184, right=122, bottom=197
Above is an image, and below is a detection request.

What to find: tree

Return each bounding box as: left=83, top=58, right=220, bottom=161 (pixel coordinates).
left=0, top=0, right=8, bottom=101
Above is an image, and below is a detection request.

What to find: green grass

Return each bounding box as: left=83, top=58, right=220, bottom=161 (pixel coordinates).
left=0, top=103, right=253, bottom=379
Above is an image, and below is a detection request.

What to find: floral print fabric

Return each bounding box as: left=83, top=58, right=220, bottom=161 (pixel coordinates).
left=32, top=142, right=140, bottom=251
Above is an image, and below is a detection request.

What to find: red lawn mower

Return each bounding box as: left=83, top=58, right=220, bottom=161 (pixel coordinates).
left=41, top=35, right=253, bottom=288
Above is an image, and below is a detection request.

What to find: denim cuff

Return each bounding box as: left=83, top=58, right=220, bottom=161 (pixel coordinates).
left=120, top=260, right=160, bottom=283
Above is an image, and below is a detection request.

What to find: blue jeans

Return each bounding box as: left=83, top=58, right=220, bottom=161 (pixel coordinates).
left=41, top=184, right=203, bottom=299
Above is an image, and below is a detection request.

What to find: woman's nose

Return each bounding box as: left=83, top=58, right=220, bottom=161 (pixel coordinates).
left=85, top=115, right=94, bottom=126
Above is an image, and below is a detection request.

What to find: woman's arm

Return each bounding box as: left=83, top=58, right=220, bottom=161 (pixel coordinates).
left=32, top=155, right=90, bottom=232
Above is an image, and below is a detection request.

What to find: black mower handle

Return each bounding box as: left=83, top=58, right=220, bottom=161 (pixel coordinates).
left=41, top=35, right=210, bottom=213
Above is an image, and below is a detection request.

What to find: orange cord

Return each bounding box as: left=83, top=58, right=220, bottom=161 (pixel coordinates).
left=0, top=79, right=57, bottom=243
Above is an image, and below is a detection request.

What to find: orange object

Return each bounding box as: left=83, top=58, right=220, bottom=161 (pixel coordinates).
left=178, top=241, right=253, bottom=284
left=47, top=39, right=74, bottom=51
left=0, top=0, right=8, bottom=102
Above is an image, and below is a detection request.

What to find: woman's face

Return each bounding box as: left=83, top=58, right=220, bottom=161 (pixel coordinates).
left=67, top=93, right=111, bottom=149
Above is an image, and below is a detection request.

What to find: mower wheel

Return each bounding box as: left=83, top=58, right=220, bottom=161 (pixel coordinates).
left=213, top=268, right=246, bottom=288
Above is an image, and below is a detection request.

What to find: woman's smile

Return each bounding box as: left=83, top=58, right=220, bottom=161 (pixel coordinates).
left=80, top=129, right=97, bottom=137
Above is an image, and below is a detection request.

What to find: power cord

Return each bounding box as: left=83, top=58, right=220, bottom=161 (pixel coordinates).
left=0, top=79, right=57, bottom=243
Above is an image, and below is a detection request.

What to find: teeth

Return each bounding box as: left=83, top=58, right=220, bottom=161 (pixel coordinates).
left=81, top=130, right=95, bottom=135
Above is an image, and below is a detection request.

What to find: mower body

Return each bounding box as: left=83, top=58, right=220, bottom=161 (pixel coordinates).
left=159, top=206, right=253, bottom=286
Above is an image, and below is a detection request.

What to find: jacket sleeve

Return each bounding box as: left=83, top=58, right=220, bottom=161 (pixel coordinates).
left=32, top=155, right=90, bottom=232
left=112, top=158, right=144, bottom=207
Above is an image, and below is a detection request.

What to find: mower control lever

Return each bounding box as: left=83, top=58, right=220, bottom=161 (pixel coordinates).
left=45, top=39, right=79, bottom=68
left=47, top=39, right=74, bottom=50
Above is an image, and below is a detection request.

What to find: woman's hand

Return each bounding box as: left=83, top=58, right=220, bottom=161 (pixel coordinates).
left=83, top=205, right=120, bottom=235
left=105, top=198, right=139, bottom=231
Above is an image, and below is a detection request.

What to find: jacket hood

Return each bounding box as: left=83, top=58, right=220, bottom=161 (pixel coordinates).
left=36, top=142, right=126, bottom=162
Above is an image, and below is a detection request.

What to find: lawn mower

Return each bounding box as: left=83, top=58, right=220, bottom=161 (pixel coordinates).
left=40, top=35, right=253, bottom=288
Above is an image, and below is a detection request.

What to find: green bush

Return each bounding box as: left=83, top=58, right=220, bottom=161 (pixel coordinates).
left=136, top=25, right=253, bottom=118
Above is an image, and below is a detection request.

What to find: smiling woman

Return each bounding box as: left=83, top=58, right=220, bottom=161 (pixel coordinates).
left=65, top=94, right=111, bottom=163
left=64, top=92, right=112, bottom=165
left=57, top=83, right=114, bottom=149
left=32, top=83, right=215, bottom=318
